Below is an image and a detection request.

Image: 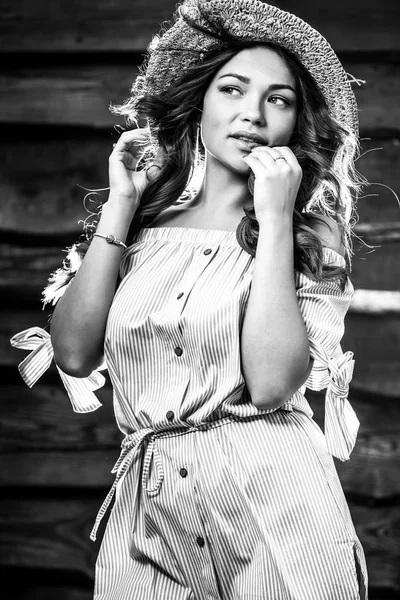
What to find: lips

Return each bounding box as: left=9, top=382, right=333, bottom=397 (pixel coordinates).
left=231, top=131, right=267, bottom=145
left=230, top=131, right=267, bottom=151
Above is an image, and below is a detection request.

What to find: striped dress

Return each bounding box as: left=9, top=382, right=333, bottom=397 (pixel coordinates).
left=11, top=226, right=368, bottom=600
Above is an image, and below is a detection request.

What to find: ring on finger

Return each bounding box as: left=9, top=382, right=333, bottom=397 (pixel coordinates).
left=273, top=155, right=286, bottom=162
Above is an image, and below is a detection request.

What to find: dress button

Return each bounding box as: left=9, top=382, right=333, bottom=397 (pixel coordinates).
left=180, top=468, right=188, bottom=478
left=166, top=410, right=174, bottom=420
left=174, top=347, right=183, bottom=356
left=203, top=248, right=212, bottom=255
left=177, top=292, right=184, bottom=299
left=196, top=536, right=205, bottom=548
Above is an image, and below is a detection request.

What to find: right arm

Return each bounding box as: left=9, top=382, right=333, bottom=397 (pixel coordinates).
left=50, top=128, right=153, bottom=377
left=50, top=198, right=135, bottom=377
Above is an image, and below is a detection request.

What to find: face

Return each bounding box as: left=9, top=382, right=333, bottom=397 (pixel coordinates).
left=200, top=45, right=298, bottom=175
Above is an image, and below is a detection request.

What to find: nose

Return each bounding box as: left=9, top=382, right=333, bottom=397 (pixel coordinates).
left=240, top=96, right=266, bottom=126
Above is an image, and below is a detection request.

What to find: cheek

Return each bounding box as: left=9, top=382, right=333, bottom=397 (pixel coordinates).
left=201, top=114, right=222, bottom=150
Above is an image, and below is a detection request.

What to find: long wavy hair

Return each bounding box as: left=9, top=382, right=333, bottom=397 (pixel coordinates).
left=43, top=41, right=366, bottom=309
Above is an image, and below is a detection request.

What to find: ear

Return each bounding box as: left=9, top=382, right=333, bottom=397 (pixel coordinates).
left=308, top=213, right=345, bottom=257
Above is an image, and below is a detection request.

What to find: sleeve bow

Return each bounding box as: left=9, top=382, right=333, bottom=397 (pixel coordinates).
left=10, top=326, right=104, bottom=413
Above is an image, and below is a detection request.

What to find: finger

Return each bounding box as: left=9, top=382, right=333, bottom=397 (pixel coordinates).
left=268, top=146, right=300, bottom=171
left=145, top=145, right=169, bottom=181
left=247, top=147, right=281, bottom=170
left=112, top=128, right=151, bottom=155
left=242, top=154, right=269, bottom=178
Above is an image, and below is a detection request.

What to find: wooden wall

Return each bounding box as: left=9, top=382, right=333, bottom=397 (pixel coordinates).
left=1, top=1, right=400, bottom=598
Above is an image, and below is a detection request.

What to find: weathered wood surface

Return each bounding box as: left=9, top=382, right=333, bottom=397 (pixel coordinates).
left=0, top=385, right=115, bottom=450
left=0, top=498, right=102, bottom=579
left=342, top=313, right=400, bottom=396
left=308, top=389, right=400, bottom=499
left=0, top=496, right=398, bottom=590
left=0, top=451, right=118, bottom=488
left=1, top=0, right=399, bottom=52
left=0, top=585, right=94, bottom=600
left=0, top=135, right=398, bottom=235
left=0, top=62, right=398, bottom=131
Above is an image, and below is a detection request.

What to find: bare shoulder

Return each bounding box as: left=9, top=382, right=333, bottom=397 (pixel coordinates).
left=307, top=212, right=345, bottom=257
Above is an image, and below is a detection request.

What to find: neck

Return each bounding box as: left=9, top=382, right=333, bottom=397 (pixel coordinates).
left=192, top=158, right=251, bottom=216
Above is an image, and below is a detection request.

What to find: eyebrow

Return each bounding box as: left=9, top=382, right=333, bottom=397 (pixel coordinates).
left=218, top=72, right=296, bottom=94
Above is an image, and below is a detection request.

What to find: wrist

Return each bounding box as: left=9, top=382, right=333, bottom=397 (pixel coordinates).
left=97, top=198, right=135, bottom=240
left=258, top=216, right=293, bottom=236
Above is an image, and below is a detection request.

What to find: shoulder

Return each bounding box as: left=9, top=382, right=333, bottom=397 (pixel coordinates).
left=306, top=212, right=345, bottom=257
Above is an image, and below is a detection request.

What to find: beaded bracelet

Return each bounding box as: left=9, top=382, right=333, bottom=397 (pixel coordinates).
left=93, top=233, right=127, bottom=249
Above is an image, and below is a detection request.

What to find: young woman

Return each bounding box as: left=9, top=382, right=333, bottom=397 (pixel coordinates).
left=11, top=1, right=368, bottom=598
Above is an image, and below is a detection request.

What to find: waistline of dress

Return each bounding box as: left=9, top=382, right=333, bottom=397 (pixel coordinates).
left=89, top=397, right=310, bottom=542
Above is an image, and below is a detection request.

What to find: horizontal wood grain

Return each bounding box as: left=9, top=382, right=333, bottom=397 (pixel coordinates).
left=0, top=496, right=398, bottom=589
left=0, top=384, right=116, bottom=450
left=308, top=390, right=400, bottom=499
left=0, top=451, right=118, bottom=488
left=1, top=62, right=399, bottom=132
left=0, top=497, right=102, bottom=578
left=0, top=0, right=398, bottom=52
left=0, top=585, right=93, bottom=600
left=343, top=313, right=400, bottom=396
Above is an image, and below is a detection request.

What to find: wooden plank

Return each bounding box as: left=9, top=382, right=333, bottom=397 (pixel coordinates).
left=350, top=504, right=400, bottom=591
left=0, top=451, right=117, bottom=488
left=349, top=241, right=400, bottom=292
left=0, top=498, right=102, bottom=578
left=308, top=390, right=400, bottom=499
left=0, top=62, right=398, bottom=131
left=0, top=586, right=93, bottom=600
left=354, top=223, right=400, bottom=244
left=343, top=312, right=400, bottom=397
left=355, top=138, right=400, bottom=226
left=350, top=290, right=400, bottom=314
left=2, top=311, right=50, bottom=367
left=4, top=588, right=93, bottom=600
left=0, top=384, right=117, bottom=450
left=0, top=496, right=398, bottom=590
left=0, top=244, right=75, bottom=304
left=0, top=135, right=111, bottom=235
left=1, top=0, right=399, bottom=52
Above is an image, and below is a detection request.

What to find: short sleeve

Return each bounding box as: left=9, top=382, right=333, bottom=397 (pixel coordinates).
left=10, top=327, right=105, bottom=413
left=10, top=242, right=107, bottom=413
left=296, top=247, right=360, bottom=461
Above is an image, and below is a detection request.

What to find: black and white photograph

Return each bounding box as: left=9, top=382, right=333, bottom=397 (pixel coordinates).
left=2, top=1, right=400, bottom=599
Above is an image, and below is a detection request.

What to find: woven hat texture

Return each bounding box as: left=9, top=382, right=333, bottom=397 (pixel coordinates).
left=132, top=0, right=359, bottom=136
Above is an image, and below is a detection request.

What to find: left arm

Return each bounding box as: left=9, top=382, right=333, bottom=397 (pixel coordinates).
left=240, top=147, right=343, bottom=410
left=241, top=216, right=312, bottom=409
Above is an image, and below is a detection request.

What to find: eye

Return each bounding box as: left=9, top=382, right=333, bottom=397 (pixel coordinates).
left=220, top=86, right=242, bottom=96
left=269, top=96, right=290, bottom=106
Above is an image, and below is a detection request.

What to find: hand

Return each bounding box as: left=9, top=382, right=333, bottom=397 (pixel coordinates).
left=108, top=127, right=164, bottom=212
left=243, top=146, right=302, bottom=226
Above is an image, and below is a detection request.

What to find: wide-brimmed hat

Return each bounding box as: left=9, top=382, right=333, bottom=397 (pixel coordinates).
left=131, top=0, right=360, bottom=136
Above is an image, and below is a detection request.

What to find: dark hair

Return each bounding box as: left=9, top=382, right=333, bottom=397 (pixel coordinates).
left=43, top=42, right=364, bottom=309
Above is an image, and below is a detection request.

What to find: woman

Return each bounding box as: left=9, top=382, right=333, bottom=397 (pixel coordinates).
left=11, top=1, right=368, bottom=598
